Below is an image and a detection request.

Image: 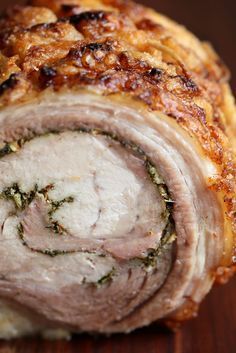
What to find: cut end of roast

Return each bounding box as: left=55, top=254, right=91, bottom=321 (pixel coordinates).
left=0, top=0, right=235, bottom=339
left=0, top=92, right=227, bottom=335
left=0, top=119, right=176, bottom=333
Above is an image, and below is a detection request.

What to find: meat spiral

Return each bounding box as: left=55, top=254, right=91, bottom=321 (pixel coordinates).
left=0, top=0, right=235, bottom=338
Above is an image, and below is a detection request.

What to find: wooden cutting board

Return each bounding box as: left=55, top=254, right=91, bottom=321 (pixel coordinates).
left=0, top=278, right=235, bottom=353
left=0, top=1, right=235, bottom=352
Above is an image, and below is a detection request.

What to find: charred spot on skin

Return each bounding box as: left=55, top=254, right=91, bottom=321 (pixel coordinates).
left=69, top=11, right=108, bottom=27
left=177, top=75, right=199, bottom=92
left=117, top=52, right=130, bottom=68
left=60, top=4, right=81, bottom=16
left=61, top=4, right=76, bottom=12
left=41, top=66, right=57, bottom=78
left=0, top=73, right=18, bottom=96
left=146, top=68, right=163, bottom=81
left=40, top=66, right=57, bottom=87
left=83, top=42, right=113, bottom=53
left=68, top=41, right=114, bottom=62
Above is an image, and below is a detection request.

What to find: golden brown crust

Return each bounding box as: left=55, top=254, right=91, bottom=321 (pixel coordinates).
left=0, top=0, right=235, bottom=267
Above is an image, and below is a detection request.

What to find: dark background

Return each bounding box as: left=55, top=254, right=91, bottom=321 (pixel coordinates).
left=0, top=1, right=235, bottom=353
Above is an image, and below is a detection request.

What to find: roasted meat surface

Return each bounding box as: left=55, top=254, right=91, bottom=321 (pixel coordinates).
left=0, top=0, right=235, bottom=338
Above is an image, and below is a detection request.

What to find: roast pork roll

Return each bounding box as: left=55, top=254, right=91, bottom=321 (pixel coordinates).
left=0, top=0, right=235, bottom=338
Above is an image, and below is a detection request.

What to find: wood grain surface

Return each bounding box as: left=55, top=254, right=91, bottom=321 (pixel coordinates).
left=0, top=1, right=235, bottom=352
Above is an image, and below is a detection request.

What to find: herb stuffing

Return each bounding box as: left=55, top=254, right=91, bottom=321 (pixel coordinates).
left=0, top=140, right=24, bottom=158
left=97, top=267, right=116, bottom=286
left=0, top=128, right=176, bottom=266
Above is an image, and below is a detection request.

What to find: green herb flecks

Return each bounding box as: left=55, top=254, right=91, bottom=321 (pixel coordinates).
left=0, top=183, right=54, bottom=210
left=40, top=248, right=75, bottom=257
left=17, top=222, right=77, bottom=257
left=1, top=183, right=37, bottom=209
left=97, top=267, right=116, bottom=286
left=48, top=196, right=74, bottom=218
left=146, top=161, right=174, bottom=205
left=133, top=221, right=176, bottom=269
left=99, top=130, right=147, bottom=159
left=45, top=220, right=68, bottom=235
left=47, top=196, right=74, bottom=235
left=7, top=182, right=75, bottom=250
left=17, top=222, right=26, bottom=245
left=0, top=139, right=25, bottom=158
left=146, top=161, right=164, bottom=184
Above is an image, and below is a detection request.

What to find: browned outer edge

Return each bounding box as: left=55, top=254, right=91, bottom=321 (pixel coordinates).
left=0, top=0, right=235, bottom=281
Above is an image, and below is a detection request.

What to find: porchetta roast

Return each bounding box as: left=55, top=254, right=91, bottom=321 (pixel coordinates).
left=0, top=0, right=235, bottom=339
